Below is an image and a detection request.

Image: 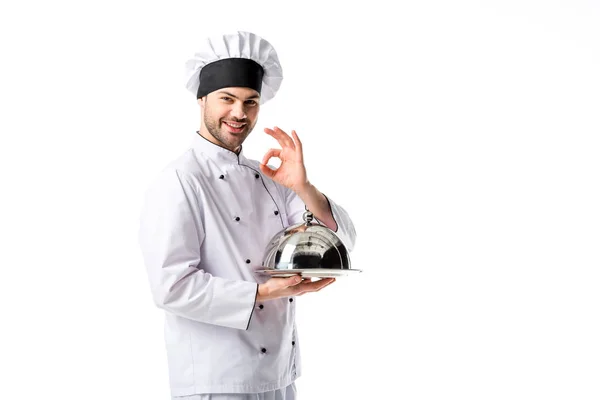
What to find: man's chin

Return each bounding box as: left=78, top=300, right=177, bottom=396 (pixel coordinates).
left=220, top=134, right=245, bottom=150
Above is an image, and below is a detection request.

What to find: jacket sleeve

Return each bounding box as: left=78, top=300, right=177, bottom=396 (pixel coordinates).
left=138, top=168, right=258, bottom=330
left=284, top=187, right=357, bottom=252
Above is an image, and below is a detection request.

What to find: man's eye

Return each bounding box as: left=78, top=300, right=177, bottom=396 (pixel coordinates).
left=221, top=97, right=232, bottom=102
left=245, top=100, right=257, bottom=106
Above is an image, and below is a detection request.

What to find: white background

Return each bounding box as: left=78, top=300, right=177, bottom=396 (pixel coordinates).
left=1, top=0, right=599, bottom=399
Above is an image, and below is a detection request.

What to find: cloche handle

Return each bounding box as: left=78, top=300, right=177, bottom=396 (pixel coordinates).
left=302, top=210, right=314, bottom=225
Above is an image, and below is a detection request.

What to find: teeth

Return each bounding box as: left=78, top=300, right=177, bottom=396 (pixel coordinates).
left=225, top=122, right=244, bottom=128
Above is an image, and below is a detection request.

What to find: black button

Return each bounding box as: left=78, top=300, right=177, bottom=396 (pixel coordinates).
left=219, top=175, right=224, bottom=179
left=261, top=348, right=267, bottom=353
left=274, top=210, right=279, bottom=215
left=259, top=304, right=264, bottom=309
left=255, top=173, right=259, bottom=179
left=246, top=259, right=251, bottom=264
left=235, top=217, right=240, bottom=221
left=292, top=341, right=295, bottom=346
left=289, top=298, right=293, bottom=303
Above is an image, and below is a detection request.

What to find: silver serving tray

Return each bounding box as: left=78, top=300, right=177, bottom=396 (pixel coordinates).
left=255, top=268, right=362, bottom=278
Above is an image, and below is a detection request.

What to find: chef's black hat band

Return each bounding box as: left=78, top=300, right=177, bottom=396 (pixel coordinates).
left=197, top=58, right=264, bottom=99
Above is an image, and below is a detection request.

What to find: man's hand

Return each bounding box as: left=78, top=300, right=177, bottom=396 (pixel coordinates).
left=257, top=276, right=335, bottom=302
left=259, top=127, right=310, bottom=194
left=259, top=126, right=338, bottom=231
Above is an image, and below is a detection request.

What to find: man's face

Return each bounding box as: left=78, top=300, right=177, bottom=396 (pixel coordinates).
left=199, top=87, right=261, bottom=152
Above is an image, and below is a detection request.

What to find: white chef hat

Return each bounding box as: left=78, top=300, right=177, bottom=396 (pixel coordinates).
left=184, top=31, right=283, bottom=104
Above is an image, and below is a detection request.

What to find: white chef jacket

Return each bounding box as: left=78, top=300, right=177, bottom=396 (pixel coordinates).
left=138, top=132, right=356, bottom=396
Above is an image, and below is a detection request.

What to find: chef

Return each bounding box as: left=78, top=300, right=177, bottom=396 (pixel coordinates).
left=138, top=31, right=357, bottom=400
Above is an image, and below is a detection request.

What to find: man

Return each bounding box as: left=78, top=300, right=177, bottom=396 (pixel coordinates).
left=138, top=31, right=357, bottom=400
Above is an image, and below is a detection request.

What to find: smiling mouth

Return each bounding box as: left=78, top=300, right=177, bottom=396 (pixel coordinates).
left=223, top=121, right=246, bottom=128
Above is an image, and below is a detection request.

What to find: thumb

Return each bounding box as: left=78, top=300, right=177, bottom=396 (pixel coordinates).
left=285, top=275, right=302, bottom=287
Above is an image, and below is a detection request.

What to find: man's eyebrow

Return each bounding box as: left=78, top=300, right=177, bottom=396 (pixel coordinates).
left=218, top=90, right=260, bottom=100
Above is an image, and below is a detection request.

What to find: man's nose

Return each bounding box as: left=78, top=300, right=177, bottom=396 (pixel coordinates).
left=231, top=103, right=247, bottom=119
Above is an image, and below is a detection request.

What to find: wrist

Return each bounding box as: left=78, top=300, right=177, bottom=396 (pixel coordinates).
left=295, top=181, right=313, bottom=198
left=257, top=283, right=269, bottom=302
